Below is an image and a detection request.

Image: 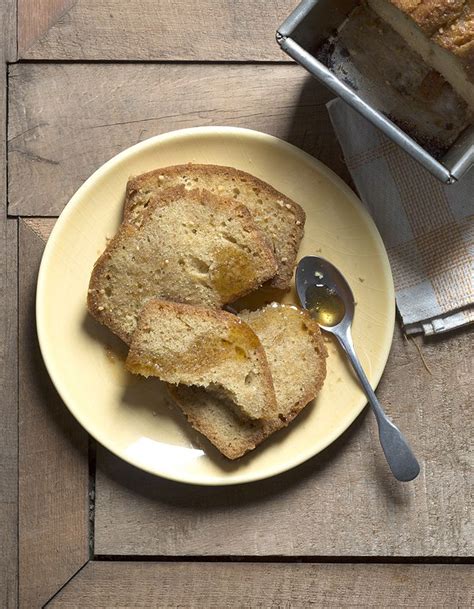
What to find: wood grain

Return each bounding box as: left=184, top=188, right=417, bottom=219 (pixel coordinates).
left=94, top=326, right=473, bottom=557
left=23, top=217, right=57, bottom=243
left=3, top=0, right=17, bottom=62
left=18, top=0, right=295, bottom=61
left=18, top=0, right=75, bottom=57
left=0, top=220, right=18, bottom=609
left=8, top=62, right=349, bottom=216
left=0, top=2, right=18, bottom=606
left=19, top=220, right=89, bottom=608
left=47, top=562, right=473, bottom=608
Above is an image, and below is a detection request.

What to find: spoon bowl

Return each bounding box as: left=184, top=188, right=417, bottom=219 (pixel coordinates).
left=296, top=256, right=354, bottom=331
left=296, top=256, right=420, bottom=482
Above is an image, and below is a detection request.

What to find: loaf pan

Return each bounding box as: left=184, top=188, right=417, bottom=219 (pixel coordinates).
left=277, top=0, right=474, bottom=183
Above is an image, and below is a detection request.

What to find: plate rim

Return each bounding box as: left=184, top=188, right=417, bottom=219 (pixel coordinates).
left=36, top=125, right=395, bottom=486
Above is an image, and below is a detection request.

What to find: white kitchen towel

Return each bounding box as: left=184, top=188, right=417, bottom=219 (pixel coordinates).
left=327, top=98, right=474, bottom=335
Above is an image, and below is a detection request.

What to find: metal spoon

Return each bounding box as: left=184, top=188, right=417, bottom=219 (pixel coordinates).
left=296, top=256, right=420, bottom=482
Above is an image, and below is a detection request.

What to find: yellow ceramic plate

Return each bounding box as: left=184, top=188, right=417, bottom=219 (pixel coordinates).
left=37, top=126, right=394, bottom=486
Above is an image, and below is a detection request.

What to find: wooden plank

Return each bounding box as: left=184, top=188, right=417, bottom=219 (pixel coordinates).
left=0, top=220, right=18, bottom=609
left=8, top=62, right=349, bottom=216
left=3, top=0, right=17, bottom=62
left=0, top=1, right=17, bottom=606
left=18, top=0, right=75, bottom=58
left=94, top=327, right=473, bottom=557
left=18, top=0, right=295, bottom=61
left=47, top=562, right=473, bottom=608
left=22, top=217, right=57, bottom=242
left=18, top=220, right=89, bottom=608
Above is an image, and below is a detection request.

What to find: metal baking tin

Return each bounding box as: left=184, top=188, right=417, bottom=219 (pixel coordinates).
left=277, top=0, right=474, bottom=183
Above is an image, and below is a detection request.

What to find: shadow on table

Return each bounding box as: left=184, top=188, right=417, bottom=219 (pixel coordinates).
left=25, top=273, right=89, bottom=462
left=282, top=74, right=352, bottom=186
left=94, top=404, right=406, bottom=511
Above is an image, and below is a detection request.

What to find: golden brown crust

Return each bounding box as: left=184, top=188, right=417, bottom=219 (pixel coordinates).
left=124, top=163, right=306, bottom=289
left=392, top=0, right=467, bottom=33
left=391, top=0, right=474, bottom=77
left=87, top=223, right=139, bottom=344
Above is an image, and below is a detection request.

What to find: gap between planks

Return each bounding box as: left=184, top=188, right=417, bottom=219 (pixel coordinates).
left=20, top=216, right=56, bottom=241
left=91, top=555, right=474, bottom=565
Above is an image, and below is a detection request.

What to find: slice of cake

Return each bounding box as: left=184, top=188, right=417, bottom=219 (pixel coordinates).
left=170, top=304, right=328, bottom=459
left=126, top=300, right=277, bottom=421
left=124, top=164, right=306, bottom=289
left=88, top=186, right=278, bottom=343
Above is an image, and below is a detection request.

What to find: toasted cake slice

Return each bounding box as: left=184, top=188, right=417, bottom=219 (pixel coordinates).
left=124, top=164, right=306, bottom=289
left=170, top=303, right=328, bottom=459
left=126, top=300, right=277, bottom=421
left=88, top=186, right=278, bottom=343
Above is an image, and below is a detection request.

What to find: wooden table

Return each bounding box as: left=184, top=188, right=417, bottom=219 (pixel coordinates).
left=1, top=2, right=472, bottom=607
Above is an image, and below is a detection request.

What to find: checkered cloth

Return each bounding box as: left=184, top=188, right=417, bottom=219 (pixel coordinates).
left=327, top=99, right=474, bottom=335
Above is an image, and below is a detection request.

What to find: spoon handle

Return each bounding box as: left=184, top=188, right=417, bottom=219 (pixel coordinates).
left=334, top=326, right=420, bottom=482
